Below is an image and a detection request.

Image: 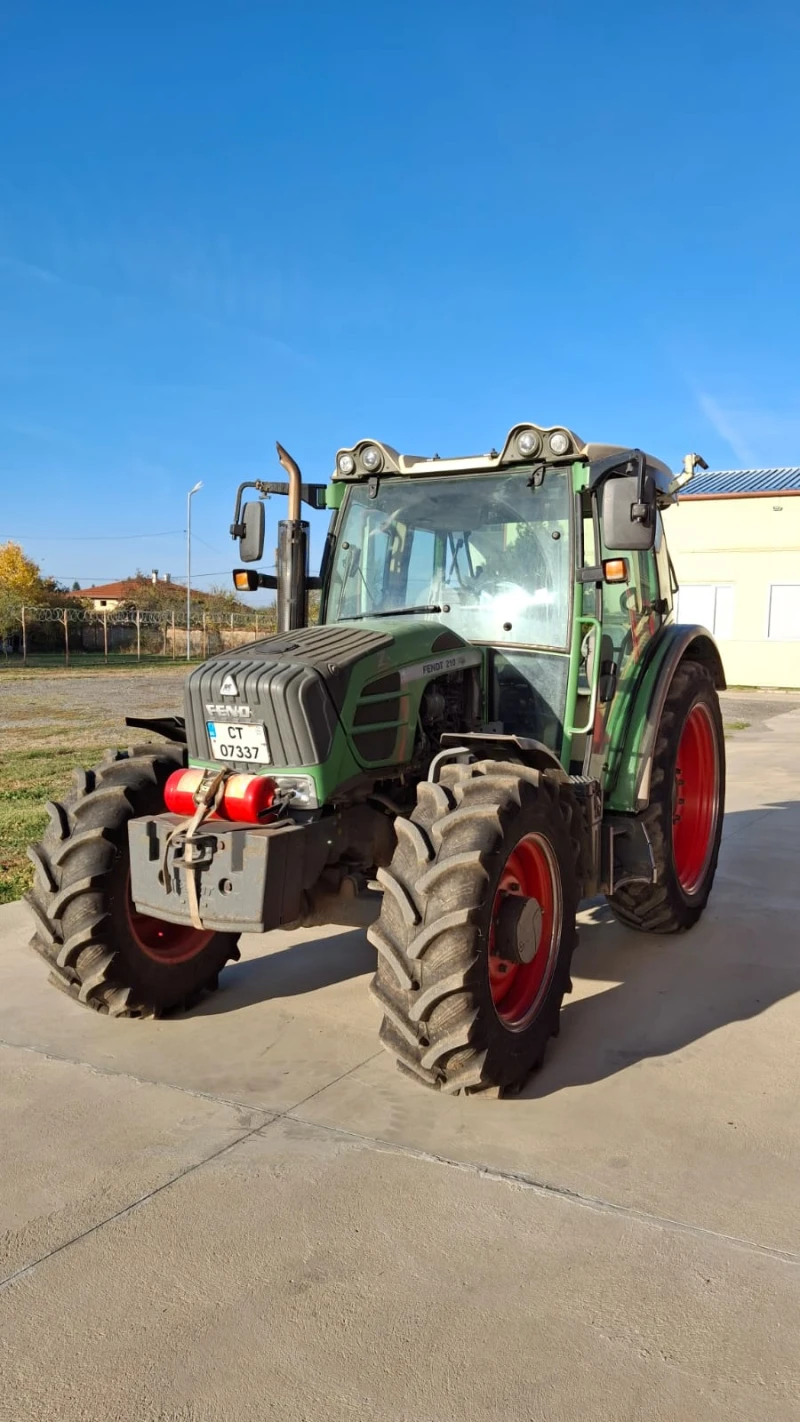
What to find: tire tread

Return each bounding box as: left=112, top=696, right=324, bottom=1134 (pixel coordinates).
left=368, top=763, right=579, bottom=1095
left=25, top=744, right=238, bottom=1016
left=607, top=662, right=725, bottom=934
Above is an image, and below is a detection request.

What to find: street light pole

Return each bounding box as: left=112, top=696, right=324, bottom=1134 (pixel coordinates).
left=186, top=481, right=203, bottom=661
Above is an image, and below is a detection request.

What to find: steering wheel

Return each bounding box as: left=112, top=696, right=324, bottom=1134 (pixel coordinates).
left=474, top=577, right=533, bottom=603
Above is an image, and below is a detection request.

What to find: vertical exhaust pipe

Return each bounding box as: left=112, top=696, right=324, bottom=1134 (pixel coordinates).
left=275, top=442, right=309, bottom=632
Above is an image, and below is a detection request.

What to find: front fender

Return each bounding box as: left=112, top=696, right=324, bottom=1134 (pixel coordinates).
left=607, top=624, right=726, bottom=813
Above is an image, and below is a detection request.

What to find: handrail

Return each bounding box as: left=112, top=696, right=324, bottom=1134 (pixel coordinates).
left=566, top=615, right=602, bottom=736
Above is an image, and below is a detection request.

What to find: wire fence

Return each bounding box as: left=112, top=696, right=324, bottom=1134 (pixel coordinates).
left=1, top=603, right=278, bottom=666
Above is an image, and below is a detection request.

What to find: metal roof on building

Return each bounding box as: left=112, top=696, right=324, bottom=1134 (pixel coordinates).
left=684, top=467, right=800, bottom=497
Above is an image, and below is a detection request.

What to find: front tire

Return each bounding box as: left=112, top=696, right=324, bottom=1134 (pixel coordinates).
left=368, top=761, right=579, bottom=1095
left=607, top=661, right=725, bottom=933
left=26, top=746, right=240, bottom=1016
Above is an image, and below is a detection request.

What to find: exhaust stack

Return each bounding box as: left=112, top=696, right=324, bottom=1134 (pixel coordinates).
left=275, top=442, right=309, bottom=633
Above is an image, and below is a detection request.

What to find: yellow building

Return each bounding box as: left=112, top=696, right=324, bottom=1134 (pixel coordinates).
left=663, top=468, right=800, bottom=688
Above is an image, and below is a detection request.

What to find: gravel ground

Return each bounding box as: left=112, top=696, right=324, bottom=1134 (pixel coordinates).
left=0, top=669, right=188, bottom=754
left=3, top=670, right=800, bottom=755
left=720, top=689, right=800, bottom=732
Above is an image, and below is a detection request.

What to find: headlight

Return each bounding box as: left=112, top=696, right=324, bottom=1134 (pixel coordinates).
left=360, top=445, right=383, bottom=473
left=549, top=430, right=570, bottom=456
left=271, top=774, right=319, bottom=809
left=337, top=452, right=356, bottom=476
left=516, top=429, right=541, bottom=458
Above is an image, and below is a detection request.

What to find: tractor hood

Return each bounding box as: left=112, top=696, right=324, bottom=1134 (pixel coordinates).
left=345, top=615, right=483, bottom=687
left=183, top=619, right=482, bottom=779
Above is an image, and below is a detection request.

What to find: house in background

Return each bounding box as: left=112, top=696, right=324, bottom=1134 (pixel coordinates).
left=67, top=571, right=205, bottom=612
left=664, top=468, right=800, bottom=689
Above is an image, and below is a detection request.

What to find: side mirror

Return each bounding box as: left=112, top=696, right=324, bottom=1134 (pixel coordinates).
left=602, top=473, right=656, bottom=552
left=239, top=500, right=265, bottom=563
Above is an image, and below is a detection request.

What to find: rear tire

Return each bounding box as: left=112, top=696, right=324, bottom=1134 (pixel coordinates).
left=368, top=761, right=579, bottom=1095
left=26, top=745, right=240, bottom=1017
left=607, top=662, right=724, bottom=933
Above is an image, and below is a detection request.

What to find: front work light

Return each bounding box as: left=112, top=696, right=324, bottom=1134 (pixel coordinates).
left=516, top=429, right=541, bottom=458
left=361, top=445, right=383, bottom=472
left=337, top=452, right=356, bottom=476
left=549, top=430, right=570, bottom=456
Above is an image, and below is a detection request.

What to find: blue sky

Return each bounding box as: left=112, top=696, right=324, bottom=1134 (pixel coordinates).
left=1, top=0, right=799, bottom=597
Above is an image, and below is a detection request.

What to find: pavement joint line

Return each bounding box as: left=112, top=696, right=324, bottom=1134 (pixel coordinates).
left=0, top=1035, right=385, bottom=1121
left=0, top=1047, right=385, bottom=1294
left=4, top=1086, right=799, bottom=1298
left=0, top=1114, right=274, bottom=1294
left=278, top=1049, right=385, bottom=1117
left=3, top=1033, right=799, bottom=1277
left=284, top=1112, right=800, bottom=1271
left=0, top=1036, right=277, bottom=1116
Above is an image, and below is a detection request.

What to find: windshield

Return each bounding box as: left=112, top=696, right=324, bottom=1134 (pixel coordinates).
left=325, top=470, right=572, bottom=649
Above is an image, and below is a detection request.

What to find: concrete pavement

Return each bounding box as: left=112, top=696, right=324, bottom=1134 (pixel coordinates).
left=2, top=707, right=800, bottom=1420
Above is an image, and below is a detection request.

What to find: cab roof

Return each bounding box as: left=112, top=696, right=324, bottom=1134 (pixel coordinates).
left=333, top=423, right=676, bottom=501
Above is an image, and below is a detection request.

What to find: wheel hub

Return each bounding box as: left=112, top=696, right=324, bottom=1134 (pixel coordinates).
left=488, top=831, right=562, bottom=1030
left=494, top=894, right=543, bottom=965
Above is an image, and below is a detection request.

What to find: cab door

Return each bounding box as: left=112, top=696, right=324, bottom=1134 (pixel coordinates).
left=583, top=514, right=667, bottom=783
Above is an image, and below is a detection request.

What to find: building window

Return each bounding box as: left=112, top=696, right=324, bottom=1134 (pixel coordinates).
left=767, top=585, right=800, bottom=641
left=675, top=584, right=734, bottom=639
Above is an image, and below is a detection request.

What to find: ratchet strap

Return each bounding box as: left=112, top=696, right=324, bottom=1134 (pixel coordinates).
left=162, top=767, right=230, bottom=930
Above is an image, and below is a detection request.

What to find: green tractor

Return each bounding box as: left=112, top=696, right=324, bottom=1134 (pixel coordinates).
left=27, top=424, right=725, bottom=1095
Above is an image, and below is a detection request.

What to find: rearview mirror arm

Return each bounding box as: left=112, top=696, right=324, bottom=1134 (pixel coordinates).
left=588, top=448, right=651, bottom=529
left=230, top=479, right=327, bottom=542
left=230, top=481, right=264, bottom=540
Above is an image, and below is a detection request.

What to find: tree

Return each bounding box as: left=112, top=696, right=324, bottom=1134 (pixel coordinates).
left=0, top=541, right=71, bottom=650
left=0, top=541, right=43, bottom=601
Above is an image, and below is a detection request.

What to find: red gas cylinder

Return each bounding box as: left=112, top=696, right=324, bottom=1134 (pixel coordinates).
left=163, top=768, right=207, bottom=817
left=163, top=767, right=276, bottom=822
left=221, top=773, right=276, bottom=822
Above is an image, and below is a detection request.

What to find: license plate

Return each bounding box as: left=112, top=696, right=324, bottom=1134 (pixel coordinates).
left=207, top=721, right=270, bottom=764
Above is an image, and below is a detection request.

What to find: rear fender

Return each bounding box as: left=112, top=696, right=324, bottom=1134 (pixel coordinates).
left=607, top=625, right=726, bottom=813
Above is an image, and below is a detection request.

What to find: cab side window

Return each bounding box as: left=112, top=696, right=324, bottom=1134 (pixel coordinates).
left=654, top=513, right=674, bottom=614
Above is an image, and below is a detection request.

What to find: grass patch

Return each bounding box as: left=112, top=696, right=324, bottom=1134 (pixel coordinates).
left=0, top=745, right=111, bottom=904
left=723, top=719, right=751, bottom=734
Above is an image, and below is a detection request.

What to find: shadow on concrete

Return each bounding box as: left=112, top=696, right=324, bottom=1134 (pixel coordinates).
left=520, top=799, right=800, bottom=1099
left=184, top=800, right=800, bottom=1094
left=190, top=929, right=375, bottom=1016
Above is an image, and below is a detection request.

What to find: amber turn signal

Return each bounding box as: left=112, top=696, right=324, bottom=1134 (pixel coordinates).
left=603, top=558, right=629, bottom=583
left=233, top=569, right=257, bottom=591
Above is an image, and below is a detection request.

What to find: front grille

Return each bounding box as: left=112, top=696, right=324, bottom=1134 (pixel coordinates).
left=184, top=625, right=394, bottom=770
left=185, top=655, right=338, bottom=767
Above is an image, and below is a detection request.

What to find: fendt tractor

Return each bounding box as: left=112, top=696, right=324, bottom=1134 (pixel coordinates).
left=27, top=424, right=726, bottom=1095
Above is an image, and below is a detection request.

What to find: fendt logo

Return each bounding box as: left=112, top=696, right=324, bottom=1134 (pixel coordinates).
left=219, top=674, right=239, bottom=697
left=205, top=703, right=253, bottom=718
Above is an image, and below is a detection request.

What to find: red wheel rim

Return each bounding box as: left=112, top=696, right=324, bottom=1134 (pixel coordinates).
left=125, top=874, right=214, bottom=964
left=673, top=703, right=720, bottom=895
left=488, top=832, right=562, bottom=1031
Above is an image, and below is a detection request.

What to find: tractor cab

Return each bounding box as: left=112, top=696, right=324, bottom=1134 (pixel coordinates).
left=318, top=426, right=694, bottom=781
